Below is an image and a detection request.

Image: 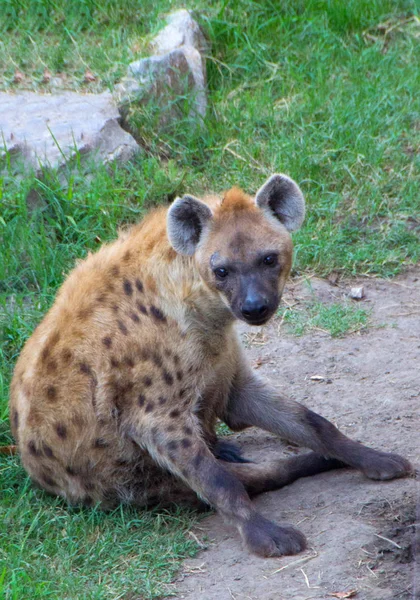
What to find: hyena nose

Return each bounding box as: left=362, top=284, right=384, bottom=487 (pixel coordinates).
left=241, top=299, right=269, bottom=321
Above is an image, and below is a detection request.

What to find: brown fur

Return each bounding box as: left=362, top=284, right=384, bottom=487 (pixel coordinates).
left=10, top=180, right=412, bottom=557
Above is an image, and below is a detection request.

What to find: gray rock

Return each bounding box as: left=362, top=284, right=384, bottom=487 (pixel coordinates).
left=0, top=91, right=139, bottom=172
left=150, top=8, right=209, bottom=56
left=115, top=10, right=207, bottom=126
left=115, top=47, right=206, bottom=122
left=350, top=286, right=365, bottom=300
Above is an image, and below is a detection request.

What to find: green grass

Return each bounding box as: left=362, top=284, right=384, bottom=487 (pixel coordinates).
left=279, top=299, right=371, bottom=337
left=1, top=0, right=419, bottom=597
left=0, top=456, right=199, bottom=599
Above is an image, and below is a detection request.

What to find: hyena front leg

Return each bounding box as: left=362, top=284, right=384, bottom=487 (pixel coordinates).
left=223, top=368, right=413, bottom=481
left=128, top=415, right=307, bottom=557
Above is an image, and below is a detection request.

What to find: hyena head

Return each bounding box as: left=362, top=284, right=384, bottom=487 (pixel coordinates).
left=167, top=174, right=305, bottom=326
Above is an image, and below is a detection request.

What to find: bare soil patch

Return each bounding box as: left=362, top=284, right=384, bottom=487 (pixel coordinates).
left=167, top=269, right=419, bottom=600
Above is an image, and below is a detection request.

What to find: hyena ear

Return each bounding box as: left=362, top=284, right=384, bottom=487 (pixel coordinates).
left=255, top=174, right=305, bottom=232
left=167, top=195, right=213, bottom=255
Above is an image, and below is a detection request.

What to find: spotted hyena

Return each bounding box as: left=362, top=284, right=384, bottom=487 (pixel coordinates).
left=9, top=174, right=412, bottom=557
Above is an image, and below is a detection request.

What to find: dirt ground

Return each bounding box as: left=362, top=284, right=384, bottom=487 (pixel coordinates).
left=166, top=269, right=419, bottom=600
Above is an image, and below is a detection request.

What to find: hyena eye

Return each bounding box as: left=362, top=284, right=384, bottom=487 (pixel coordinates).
left=214, top=267, right=229, bottom=279
left=263, top=254, right=278, bottom=267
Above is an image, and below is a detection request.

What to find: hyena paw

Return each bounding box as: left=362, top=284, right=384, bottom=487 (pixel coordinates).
left=241, top=514, right=306, bottom=557
left=361, top=451, right=413, bottom=480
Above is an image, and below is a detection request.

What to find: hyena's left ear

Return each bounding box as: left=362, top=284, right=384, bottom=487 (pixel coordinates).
left=255, top=174, right=305, bottom=232
left=167, top=195, right=213, bottom=255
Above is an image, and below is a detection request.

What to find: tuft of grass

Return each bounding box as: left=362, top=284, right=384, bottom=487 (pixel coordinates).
left=279, top=299, right=371, bottom=337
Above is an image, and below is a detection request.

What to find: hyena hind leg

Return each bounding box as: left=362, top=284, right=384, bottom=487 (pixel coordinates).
left=221, top=452, right=346, bottom=496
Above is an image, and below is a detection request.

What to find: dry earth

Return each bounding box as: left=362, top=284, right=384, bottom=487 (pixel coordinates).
left=166, top=269, right=420, bottom=600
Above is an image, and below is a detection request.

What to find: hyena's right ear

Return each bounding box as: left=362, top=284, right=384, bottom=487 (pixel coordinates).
left=167, top=195, right=213, bottom=255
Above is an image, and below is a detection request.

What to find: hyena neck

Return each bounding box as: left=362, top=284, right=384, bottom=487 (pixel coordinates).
left=167, top=254, right=235, bottom=334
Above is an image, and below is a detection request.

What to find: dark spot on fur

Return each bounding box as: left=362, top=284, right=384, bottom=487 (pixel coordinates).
left=50, top=331, right=61, bottom=346
left=169, top=409, right=180, bottom=419
left=152, top=353, right=163, bottom=368
left=46, top=359, right=57, bottom=373
left=120, top=381, right=134, bottom=398
left=167, top=440, right=178, bottom=452
left=136, top=301, right=147, bottom=315
left=167, top=425, right=176, bottom=432
left=150, top=305, right=166, bottom=322
left=78, top=306, right=93, bottom=320
left=84, top=481, right=95, bottom=491
left=123, top=250, right=131, bottom=262
left=183, top=426, right=193, bottom=435
left=28, top=440, right=39, bottom=456
left=138, top=394, right=146, bottom=407
left=112, top=304, right=119, bottom=313
left=145, top=402, right=155, bottom=413
left=179, top=388, right=186, bottom=399
left=94, top=438, right=110, bottom=448
left=162, top=371, right=174, bottom=386
left=181, top=438, right=192, bottom=449
left=96, top=293, right=107, bottom=303
left=123, top=356, right=135, bottom=368
left=112, top=406, right=121, bottom=421
left=55, top=423, right=67, bottom=439
left=129, top=312, right=140, bottom=323
left=12, top=410, right=19, bottom=431
left=135, top=279, right=144, bottom=292
left=66, top=465, right=77, bottom=476
left=110, top=265, right=120, bottom=277
left=117, top=320, right=128, bottom=335
left=79, top=362, right=92, bottom=375
left=62, top=348, right=73, bottom=364
left=110, top=357, right=119, bottom=368
left=115, top=458, right=130, bottom=467
left=123, top=279, right=133, bottom=296
left=42, top=473, right=57, bottom=487
left=138, top=348, right=150, bottom=361
left=46, top=385, right=57, bottom=401
left=42, top=443, right=55, bottom=458
left=158, top=396, right=167, bottom=405
left=102, top=336, right=112, bottom=348
left=143, top=376, right=153, bottom=387
left=176, top=370, right=183, bottom=381
left=41, top=346, right=50, bottom=362
left=192, top=451, right=204, bottom=470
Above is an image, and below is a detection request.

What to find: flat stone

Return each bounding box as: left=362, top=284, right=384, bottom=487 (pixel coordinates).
left=0, top=91, right=139, bottom=172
